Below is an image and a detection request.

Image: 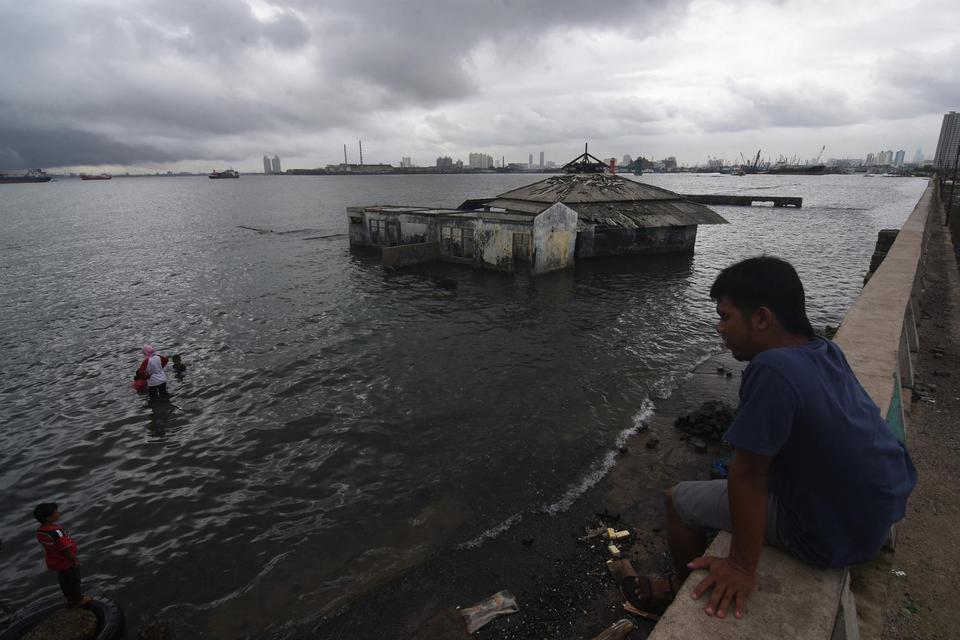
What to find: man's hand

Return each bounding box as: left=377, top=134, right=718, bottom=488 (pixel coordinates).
left=688, top=555, right=756, bottom=619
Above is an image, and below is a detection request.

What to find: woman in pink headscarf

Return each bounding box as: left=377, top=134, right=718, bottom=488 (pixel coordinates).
left=135, top=344, right=169, bottom=398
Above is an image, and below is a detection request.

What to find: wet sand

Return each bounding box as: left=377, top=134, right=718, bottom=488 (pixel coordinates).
left=298, top=351, right=745, bottom=640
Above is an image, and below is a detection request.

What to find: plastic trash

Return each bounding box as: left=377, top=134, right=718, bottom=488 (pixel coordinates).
left=460, top=590, right=519, bottom=634
left=590, top=618, right=636, bottom=640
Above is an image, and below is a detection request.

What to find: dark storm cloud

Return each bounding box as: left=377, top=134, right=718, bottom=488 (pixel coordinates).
left=0, top=0, right=687, bottom=168
left=0, top=121, right=179, bottom=170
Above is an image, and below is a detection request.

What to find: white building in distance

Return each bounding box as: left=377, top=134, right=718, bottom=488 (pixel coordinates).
left=468, top=153, right=494, bottom=169
left=271, top=156, right=281, bottom=174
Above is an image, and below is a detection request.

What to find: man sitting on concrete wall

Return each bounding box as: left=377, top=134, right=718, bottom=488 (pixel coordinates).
left=631, top=256, right=917, bottom=620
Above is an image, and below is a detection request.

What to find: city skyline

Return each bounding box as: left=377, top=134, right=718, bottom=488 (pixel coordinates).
left=1, top=0, right=958, bottom=174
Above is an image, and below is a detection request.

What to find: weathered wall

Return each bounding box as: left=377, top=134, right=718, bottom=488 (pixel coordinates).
left=347, top=207, right=367, bottom=245
left=477, top=221, right=531, bottom=272
left=531, top=203, right=578, bottom=274
left=382, top=241, right=440, bottom=269
left=398, top=216, right=432, bottom=245
left=577, top=225, right=697, bottom=257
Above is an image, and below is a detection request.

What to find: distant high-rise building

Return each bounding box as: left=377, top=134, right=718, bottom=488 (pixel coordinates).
left=468, top=153, right=493, bottom=169
left=436, top=156, right=454, bottom=169
left=865, top=153, right=875, bottom=166
left=539, top=151, right=544, bottom=168
left=271, top=156, right=281, bottom=174
left=893, top=150, right=905, bottom=167
left=622, top=154, right=633, bottom=167
left=263, top=155, right=271, bottom=174
left=528, top=153, right=533, bottom=168
left=400, top=157, right=412, bottom=168
left=934, top=111, right=960, bottom=171
left=913, top=149, right=924, bottom=165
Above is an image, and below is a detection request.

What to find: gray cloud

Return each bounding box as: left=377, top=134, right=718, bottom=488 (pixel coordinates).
left=694, top=80, right=858, bottom=133
left=872, top=43, right=960, bottom=115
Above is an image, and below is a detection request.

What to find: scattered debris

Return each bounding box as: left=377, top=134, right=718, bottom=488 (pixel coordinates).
left=303, top=233, right=347, bottom=240
left=137, top=616, right=171, bottom=640
left=607, top=543, right=621, bottom=557
left=237, top=225, right=273, bottom=234
left=460, top=590, right=519, bottom=634
left=710, top=457, right=730, bottom=479
left=623, top=601, right=661, bottom=622
left=892, top=569, right=907, bottom=577
left=818, top=325, right=839, bottom=340
left=692, top=438, right=708, bottom=453
left=21, top=608, right=97, bottom=640
left=580, top=525, right=608, bottom=542
left=589, top=618, right=636, bottom=640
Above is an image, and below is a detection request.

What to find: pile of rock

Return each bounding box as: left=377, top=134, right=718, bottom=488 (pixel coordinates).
left=673, top=400, right=735, bottom=443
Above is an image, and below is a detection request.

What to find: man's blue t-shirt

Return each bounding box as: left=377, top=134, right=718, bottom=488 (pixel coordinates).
left=724, top=337, right=916, bottom=567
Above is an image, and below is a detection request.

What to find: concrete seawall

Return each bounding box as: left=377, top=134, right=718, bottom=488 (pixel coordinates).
left=649, top=180, right=939, bottom=640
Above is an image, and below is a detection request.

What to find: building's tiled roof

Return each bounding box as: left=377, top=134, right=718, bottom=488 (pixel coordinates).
left=460, top=174, right=727, bottom=228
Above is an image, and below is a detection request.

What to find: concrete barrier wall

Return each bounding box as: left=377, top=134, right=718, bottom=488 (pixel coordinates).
left=649, top=180, right=937, bottom=640
left=382, top=241, right=439, bottom=269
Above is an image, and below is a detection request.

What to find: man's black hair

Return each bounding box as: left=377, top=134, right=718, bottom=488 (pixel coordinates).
left=710, top=256, right=815, bottom=338
left=33, top=502, right=58, bottom=523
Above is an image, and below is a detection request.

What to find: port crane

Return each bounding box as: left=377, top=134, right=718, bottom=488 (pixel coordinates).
left=815, top=145, right=826, bottom=164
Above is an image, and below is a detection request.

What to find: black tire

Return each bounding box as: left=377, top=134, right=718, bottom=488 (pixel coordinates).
left=0, top=597, right=123, bottom=640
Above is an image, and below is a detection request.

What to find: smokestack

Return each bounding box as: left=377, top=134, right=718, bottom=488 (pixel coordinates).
left=359, top=140, right=363, bottom=167
left=343, top=144, right=347, bottom=165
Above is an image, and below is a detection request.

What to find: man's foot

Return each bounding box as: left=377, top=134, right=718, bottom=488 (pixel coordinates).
left=608, top=559, right=681, bottom=615
left=70, top=594, right=93, bottom=608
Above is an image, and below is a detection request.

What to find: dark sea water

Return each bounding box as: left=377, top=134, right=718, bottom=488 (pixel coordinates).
left=0, top=173, right=927, bottom=636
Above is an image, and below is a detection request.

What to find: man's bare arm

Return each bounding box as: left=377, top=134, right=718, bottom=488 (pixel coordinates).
left=689, top=448, right=772, bottom=618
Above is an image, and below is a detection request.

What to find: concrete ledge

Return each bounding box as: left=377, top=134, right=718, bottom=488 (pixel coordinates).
left=648, top=180, right=935, bottom=639
left=648, top=533, right=845, bottom=640
left=835, top=180, right=935, bottom=414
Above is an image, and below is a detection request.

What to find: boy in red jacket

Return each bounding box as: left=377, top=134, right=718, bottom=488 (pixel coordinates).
left=34, top=503, right=92, bottom=607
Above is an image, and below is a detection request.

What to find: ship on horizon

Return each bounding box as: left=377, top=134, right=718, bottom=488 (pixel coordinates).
left=0, top=169, right=52, bottom=184
left=209, top=169, right=240, bottom=179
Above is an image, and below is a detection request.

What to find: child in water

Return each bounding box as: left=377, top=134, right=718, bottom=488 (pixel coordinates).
left=137, top=344, right=169, bottom=398
left=34, top=502, right=92, bottom=608
left=172, top=354, right=187, bottom=373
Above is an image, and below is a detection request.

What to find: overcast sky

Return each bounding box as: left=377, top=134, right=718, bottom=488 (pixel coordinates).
left=2, top=0, right=958, bottom=172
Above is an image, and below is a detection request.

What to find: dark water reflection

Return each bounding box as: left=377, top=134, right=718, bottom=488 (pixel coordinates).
left=0, top=173, right=927, bottom=635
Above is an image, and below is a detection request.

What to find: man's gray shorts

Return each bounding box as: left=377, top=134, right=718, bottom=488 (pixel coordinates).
left=671, top=479, right=791, bottom=551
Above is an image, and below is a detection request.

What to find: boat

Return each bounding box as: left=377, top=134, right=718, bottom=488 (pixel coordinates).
left=81, top=174, right=111, bottom=180
left=731, top=167, right=746, bottom=176
left=209, top=169, right=239, bottom=179
left=0, top=168, right=52, bottom=184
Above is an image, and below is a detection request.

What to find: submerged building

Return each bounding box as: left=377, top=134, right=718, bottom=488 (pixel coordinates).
left=347, top=150, right=726, bottom=275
